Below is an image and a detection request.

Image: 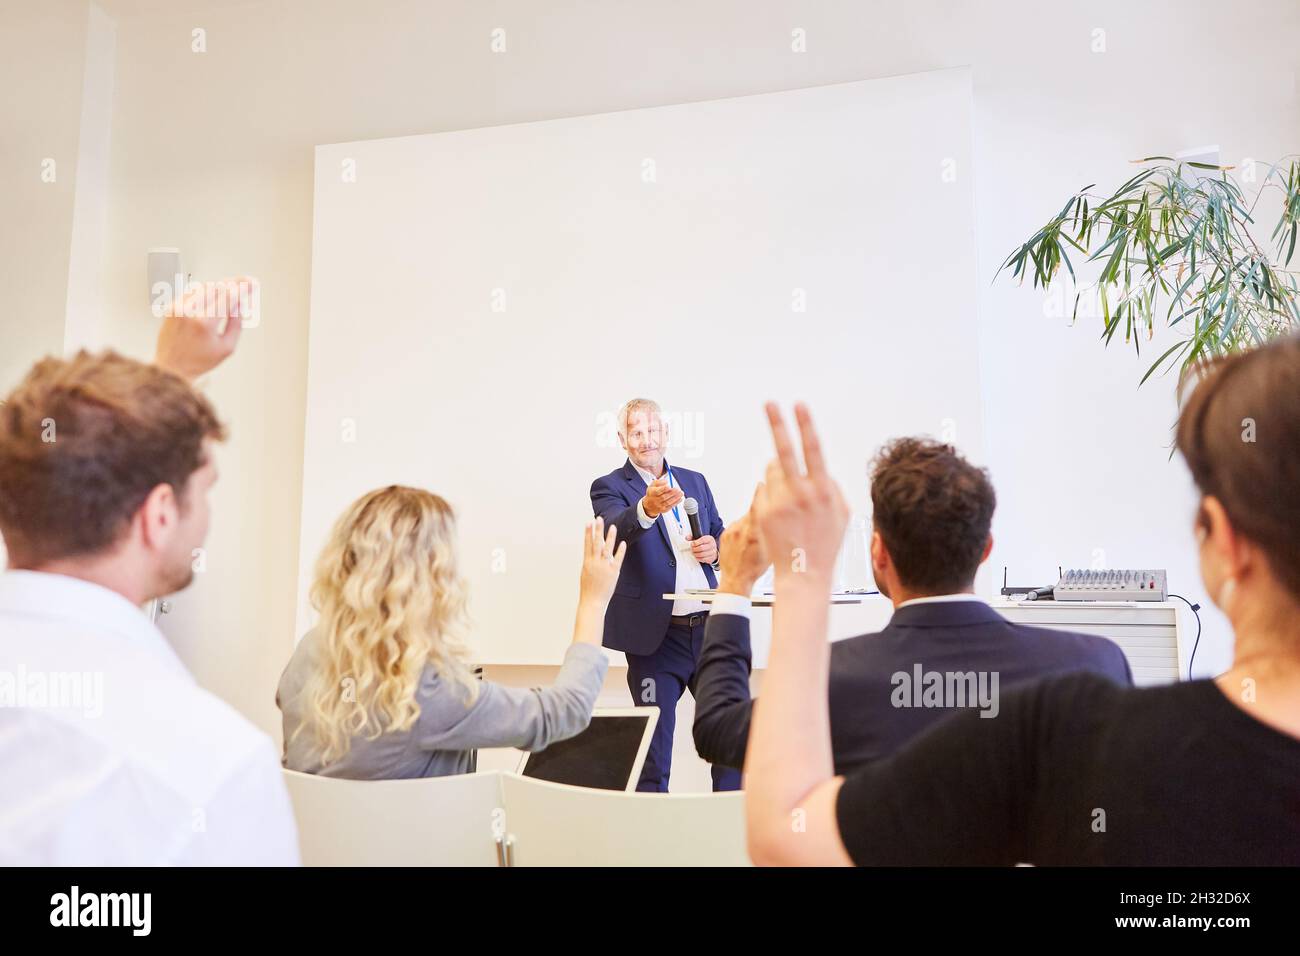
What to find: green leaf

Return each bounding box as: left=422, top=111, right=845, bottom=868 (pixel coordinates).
left=996, top=156, right=1298, bottom=390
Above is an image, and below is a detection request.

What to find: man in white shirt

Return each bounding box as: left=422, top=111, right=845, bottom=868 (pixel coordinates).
left=589, top=398, right=740, bottom=792
left=0, top=280, right=300, bottom=864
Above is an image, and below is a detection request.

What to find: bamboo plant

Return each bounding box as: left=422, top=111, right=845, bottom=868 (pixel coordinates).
left=999, top=156, right=1300, bottom=386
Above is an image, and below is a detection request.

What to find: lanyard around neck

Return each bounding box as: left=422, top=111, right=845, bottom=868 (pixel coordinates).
left=665, top=468, right=682, bottom=525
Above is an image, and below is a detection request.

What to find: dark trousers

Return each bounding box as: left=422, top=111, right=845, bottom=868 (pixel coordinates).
left=624, top=616, right=743, bottom=793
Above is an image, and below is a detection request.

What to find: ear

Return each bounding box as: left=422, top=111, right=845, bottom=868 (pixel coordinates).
left=870, top=530, right=888, bottom=571
left=980, top=533, right=994, bottom=565
left=138, top=482, right=181, bottom=553
left=617, top=431, right=628, bottom=451
left=1200, top=495, right=1244, bottom=574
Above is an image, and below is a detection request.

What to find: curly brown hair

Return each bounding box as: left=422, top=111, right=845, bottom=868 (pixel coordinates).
left=869, top=437, right=996, bottom=594
left=0, top=350, right=225, bottom=566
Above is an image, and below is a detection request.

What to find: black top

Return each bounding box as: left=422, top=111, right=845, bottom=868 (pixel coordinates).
left=835, top=673, right=1300, bottom=865
left=693, top=601, right=1133, bottom=774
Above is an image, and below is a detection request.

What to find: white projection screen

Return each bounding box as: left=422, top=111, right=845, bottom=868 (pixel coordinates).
left=299, top=68, right=980, bottom=664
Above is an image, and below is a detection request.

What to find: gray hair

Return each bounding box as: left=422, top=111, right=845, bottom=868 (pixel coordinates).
left=618, top=398, right=662, bottom=437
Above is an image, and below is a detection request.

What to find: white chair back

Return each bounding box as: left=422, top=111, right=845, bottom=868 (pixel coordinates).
left=499, top=772, right=751, bottom=866
left=282, top=768, right=504, bottom=866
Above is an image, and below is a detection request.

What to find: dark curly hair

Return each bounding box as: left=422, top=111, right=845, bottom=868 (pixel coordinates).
left=869, top=437, right=996, bottom=594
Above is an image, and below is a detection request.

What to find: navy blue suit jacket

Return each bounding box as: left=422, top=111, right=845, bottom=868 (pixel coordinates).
left=590, top=459, right=724, bottom=656
left=693, top=599, right=1134, bottom=774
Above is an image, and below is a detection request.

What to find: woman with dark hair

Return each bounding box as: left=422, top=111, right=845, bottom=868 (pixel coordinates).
left=742, top=336, right=1300, bottom=865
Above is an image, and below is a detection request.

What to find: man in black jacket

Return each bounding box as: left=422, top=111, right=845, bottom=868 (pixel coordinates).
left=692, top=437, right=1132, bottom=774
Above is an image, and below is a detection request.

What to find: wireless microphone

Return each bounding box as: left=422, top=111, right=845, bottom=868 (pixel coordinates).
left=683, top=497, right=702, bottom=540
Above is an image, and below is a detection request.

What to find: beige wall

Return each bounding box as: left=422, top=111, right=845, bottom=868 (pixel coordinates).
left=0, top=0, right=90, bottom=391
left=8, top=0, right=1298, bottom=791
left=97, top=0, right=998, bottom=751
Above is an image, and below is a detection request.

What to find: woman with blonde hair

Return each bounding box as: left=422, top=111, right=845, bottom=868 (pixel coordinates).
left=277, top=486, right=625, bottom=779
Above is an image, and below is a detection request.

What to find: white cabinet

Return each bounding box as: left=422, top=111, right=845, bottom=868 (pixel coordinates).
left=995, top=601, right=1184, bottom=686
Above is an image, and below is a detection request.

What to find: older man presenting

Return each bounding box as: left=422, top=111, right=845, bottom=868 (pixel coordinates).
left=589, top=398, right=741, bottom=792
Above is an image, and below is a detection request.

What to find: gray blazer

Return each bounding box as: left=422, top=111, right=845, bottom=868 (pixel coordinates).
left=277, top=629, right=607, bottom=779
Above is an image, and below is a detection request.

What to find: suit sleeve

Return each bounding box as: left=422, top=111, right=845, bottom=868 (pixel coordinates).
left=1109, top=643, right=1135, bottom=686
left=590, top=475, right=654, bottom=547
left=1077, top=633, right=1134, bottom=687
left=416, top=644, right=608, bottom=753
left=708, top=487, right=725, bottom=539
left=703, top=477, right=725, bottom=565
left=691, top=613, right=755, bottom=770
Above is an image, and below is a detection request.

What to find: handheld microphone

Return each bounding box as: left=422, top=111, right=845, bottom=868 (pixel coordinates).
left=683, top=497, right=702, bottom=540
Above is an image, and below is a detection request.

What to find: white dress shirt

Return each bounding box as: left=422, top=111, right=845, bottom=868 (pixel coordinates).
left=0, top=571, right=300, bottom=865
left=708, top=592, right=986, bottom=621
left=631, top=461, right=711, bottom=615
left=896, top=593, right=987, bottom=608
left=707, top=591, right=754, bottom=619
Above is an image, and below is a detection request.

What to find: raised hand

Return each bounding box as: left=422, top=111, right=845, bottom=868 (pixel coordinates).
left=578, top=516, right=628, bottom=609
left=718, top=484, right=771, bottom=595
left=154, top=276, right=256, bottom=380
left=642, top=476, right=684, bottom=518
left=753, top=402, right=849, bottom=585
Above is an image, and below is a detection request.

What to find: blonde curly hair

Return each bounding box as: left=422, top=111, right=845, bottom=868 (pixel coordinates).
left=293, top=485, right=479, bottom=765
